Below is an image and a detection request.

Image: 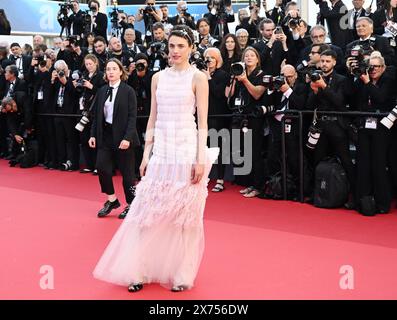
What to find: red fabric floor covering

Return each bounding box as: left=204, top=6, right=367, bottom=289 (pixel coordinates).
left=1, top=160, right=397, bottom=300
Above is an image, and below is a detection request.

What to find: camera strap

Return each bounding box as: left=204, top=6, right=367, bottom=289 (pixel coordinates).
left=312, top=108, right=318, bottom=126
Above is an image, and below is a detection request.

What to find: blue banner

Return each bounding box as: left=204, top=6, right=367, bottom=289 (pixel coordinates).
left=0, top=0, right=247, bottom=36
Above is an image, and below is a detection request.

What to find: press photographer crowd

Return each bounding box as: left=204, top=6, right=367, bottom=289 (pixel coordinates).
left=2, top=0, right=397, bottom=217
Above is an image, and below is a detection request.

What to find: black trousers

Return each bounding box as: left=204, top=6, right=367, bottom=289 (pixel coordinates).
left=80, top=122, right=96, bottom=170
left=208, top=117, right=231, bottom=180
left=37, top=115, right=57, bottom=165
left=96, top=124, right=135, bottom=204
left=357, top=125, right=391, bottom=211
left=134, top=117, right=148, bottom=179
left=54, top=116, right=79, bottom=167
left=314, top=120, right=356, bottom=194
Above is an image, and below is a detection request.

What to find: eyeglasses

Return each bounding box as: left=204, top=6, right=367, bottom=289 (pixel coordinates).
left=237, top=36, right=248, bottom=38
left=310, top=51, right=319, bottom=54
left=369, top=65, right=383, bottom=69
left=312, top=34, right=325, bottom=39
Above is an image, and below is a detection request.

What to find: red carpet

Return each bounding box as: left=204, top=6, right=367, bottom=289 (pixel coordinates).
left=1, top=160, right=397, bottom=300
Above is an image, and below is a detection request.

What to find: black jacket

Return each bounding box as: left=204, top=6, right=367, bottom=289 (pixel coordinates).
left=50, top=75, right=79, bottom=115
left=169, top=14, right=196, bottom=30
left=204, top=11, right=235, bottom=38
left=90, top=82, right=140, bottom=148
left=372, top=8, right=397, bottom=36
left=274, top=81, right=308, bottom=112
left=92, top=12, right=108, bottom=40
left=253, top=39, right=287, bottom=76
left=208, top=68, right=230, bottom=116
left=59, top=10, right=85, bottom=37
left=306, top=71, right=347, bottom=112
left=9, top=54, right=32, bottom=79
left=345, top=35, right=395, bottom=66
left=319, top=0, right=351, bottom=50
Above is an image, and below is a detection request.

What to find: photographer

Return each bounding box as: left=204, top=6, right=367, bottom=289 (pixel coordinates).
left=73, top=54, right=105, bottom=174
left=306, top=49, right=356, bottom=208
left=57, top=36, right=88, bottom=72
left=253, top=19, right=288, bottom=75
left=219, top=34, right=242, bottom=75
left=93, top=36, right=109, bottom=71
left=346, top=52, right=396, bottom=214
left=88, top=0, right=108, bottom=40
left=197, top=18, right=220, bottom=53
left=127, top=53, right=153, bottom=179
left=57, top=0, right=84, bottom=38
left=299, top=43, right=330, bottom=82
left=225, top=47, right=266, bottom=198
left=169, top=1, right=196, bottom=30
left=123, top=28, right=146, bottom=59
left=29, top=50, right=57, bottom=169
left=346, top=17, right=395, bottom=66
left=204, top=0, right=235, bottom=39
left=266, top=64, right=308, bottom=193
left=315, top=0, right=351, bottom=50
left=136, top=0, right=163, bottom=44
left=127, top=15, right=143, bottom=45
left=160, top=4, right=171, bottom=24
left=202, top=48, right=231, bottom=192
left=50, top=60, right=80, bottom=171
left=237, top=4, right=261, bottom=45
left=236, top=28, right=250, bottom=51
left=146, top=23, right=168, bottom=72
left=9, top=43, right=32, bottom=81
left=2, top=65, right=31, bottom=162
left=108, top=37, right=134, bottom=70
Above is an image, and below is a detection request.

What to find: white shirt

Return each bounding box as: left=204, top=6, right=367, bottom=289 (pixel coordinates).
left=104, top=80, right=121, bottom=124
left=350, top=9, right=362, bottom=29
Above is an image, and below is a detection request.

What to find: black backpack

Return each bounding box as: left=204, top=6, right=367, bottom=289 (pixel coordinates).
left=259, top=171, right=297, bottom=200
left=314, top=157, right=349, bottom=208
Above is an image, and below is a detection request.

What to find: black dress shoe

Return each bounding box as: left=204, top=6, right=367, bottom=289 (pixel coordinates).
left=128, top=283, right=143, bottom=292
left=118, top=205, right=130, bottom=219
left=344, top=200, right=356, bottom=210
left=97, top=199, right=121, bottom=217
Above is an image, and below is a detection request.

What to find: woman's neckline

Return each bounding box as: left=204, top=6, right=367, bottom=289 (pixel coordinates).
left=169, top=64, right=192, bottom=74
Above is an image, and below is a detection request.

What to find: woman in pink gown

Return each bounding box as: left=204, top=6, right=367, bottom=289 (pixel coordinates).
left=93, top=25, right=219, bottom=292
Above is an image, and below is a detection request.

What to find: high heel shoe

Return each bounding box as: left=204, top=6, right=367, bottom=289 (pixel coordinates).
left=128, top=283, right=143, bottom=292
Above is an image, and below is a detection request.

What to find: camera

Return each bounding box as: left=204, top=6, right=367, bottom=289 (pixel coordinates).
left=252, top=104, right=275, bottom=117
left=306, top=124, right=322, bottom=149
left=59, top=0, right=73, bottom=15
left=58, top=70, right=65, bottom=78
left=190, top=51, right=210, bottom=71
left=349, top=45, right=371, bottom=77
left=72, top=70, right=84, bottom=93
left=75, top=110, right=90, bottom=132
left=201, top=35, right=220, bottom=47
left=230, top=62, right=245, bottom=76
left=150, top=41, right=166, bottom=54
left=67, top=35, right=81, bottom=47
left=274, top=26, right=283, bottom=34
left=36, top=54, right=47, bottom=67
left=380, top=106, right=397, bottom=129
left=309, top=70, right=323, bottom=82
left=209, top=0, right=231, bottom=16
left=136, top=62, right=146, bottom=72
left=296, top=61, right=323, bottom=82
left=142, top=4, right=156, bottom=15
left=262, top=75, right=286, bottom=90
left=313, top=0, right=323, bottom=5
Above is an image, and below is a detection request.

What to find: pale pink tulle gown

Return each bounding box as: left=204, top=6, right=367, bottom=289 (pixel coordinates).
left=93, top=65, right=219, bottom=290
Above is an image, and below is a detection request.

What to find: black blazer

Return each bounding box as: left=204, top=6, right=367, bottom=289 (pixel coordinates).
left=345, top=35, right=395, bottom=66
left=90, top=82, right=140, bottom=148
left=319, top=0, right=351, bottom=50
left=253, top=40, right=287, bottom=76
left=169, top=14, right=196, bottom=30
left=9, top=54, right=32, bottom=79
left=204, top=12, right=235, bottom=38
left=92, top=12, right=108, bottom=40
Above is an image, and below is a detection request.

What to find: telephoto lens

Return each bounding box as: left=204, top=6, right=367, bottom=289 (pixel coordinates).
left=136, top=62, right=146, bottom=72
left=306, top=124, right=322, bottom=149
left=380, top=106, right=397, bottom=129
left=75, top=115, right=90, bottom=132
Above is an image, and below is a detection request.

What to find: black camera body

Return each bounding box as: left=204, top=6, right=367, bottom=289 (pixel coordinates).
left=109, top=7, right=119, bottom=23
left=230, top=62, right=245, bottom=76
left=190, top=51, right=210, bottom=71
left=262, top=75, right=286, bottom=91
left=349, top=45, right=372, bottom=77
left=59, top=1, right=73, bottom=16
left=150, top=41, right=166, bottom=54
left=67, top=35, right=81, bottom=47
left=142, top=5, right=156, bottom=15
left=136, top=62, right=146, bottom=72
left=36, top=54, right=47, bottom=67
left=58, top=70, right=65, bottom=78
left=313, top=0, right=323, bottom=5
left=72, top=70, right=84, bottom=93
left=297, top=60, right=323, bottom=82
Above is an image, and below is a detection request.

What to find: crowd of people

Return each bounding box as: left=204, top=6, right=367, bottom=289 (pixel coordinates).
left=1, top=0, right=397, bottom=216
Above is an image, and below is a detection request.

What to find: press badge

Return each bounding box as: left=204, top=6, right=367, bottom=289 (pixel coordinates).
left=37, top=90, right=44, bottom=100
left=146, top=30, right=152, bottom=36
left=285, top=124, right=291, bottom=133
left=234, top=98, right=242, bottom=106
left=79, top=97, right=85, bottom=110
left=365, top=117, right=377, bottom=129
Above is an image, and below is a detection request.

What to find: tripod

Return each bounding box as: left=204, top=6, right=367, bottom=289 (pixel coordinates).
left=59, top=14, right=70, bottom=38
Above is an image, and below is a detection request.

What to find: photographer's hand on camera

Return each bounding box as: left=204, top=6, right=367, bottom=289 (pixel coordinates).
left=359, top=70, right=370, bottom=84
left=14, top=134, right=23, bottom=144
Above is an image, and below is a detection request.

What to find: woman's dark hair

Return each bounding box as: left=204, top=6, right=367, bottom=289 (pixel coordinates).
left=23, top=44, right=33, bottom=56
left=219, top=34, right=241, bottom=60
left=196, top=17, right=210, bottom=30
left=169, top=25, right=195, bottom=46
left=0, top=9, right=11, bottom=31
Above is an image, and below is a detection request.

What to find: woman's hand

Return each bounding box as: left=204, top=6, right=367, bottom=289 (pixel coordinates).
left=14, top=135, right=23, bottom=144
left=83, top=79, right=94, bottom=90
left=139, top=157, right=149, bottom=177
left=360, top=71, right=370, bottom=84
left=191, top=163, right=205, bottom=184
left=235, top=71, right=247, bottom=83
left=88, top=137, right=96, bottom=148
left=119, top=139, right=130, bottom=150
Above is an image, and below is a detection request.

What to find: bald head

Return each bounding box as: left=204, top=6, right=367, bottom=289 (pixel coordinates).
left=281, top=64, right=297, bottom=86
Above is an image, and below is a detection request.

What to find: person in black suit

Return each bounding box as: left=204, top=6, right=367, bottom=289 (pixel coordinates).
left=127, top=15, right=143, bottom=45
left=89, top=58, right=139, bottom=219
left=372, top=0, right=397, bottom=36
left=345, top=17, right=395, bottom=66
left=346, top=52, right=396, bottom=214
left=0, top=9, right=11, bottom=35
left=122, top=28, right=146, bottom=59
left=203, top=47, right=231, bottom=192
left=316, top=0, right=352, bottom=50
left=50, top=60, right=80, bottom=171
left=306, top=49, right=356, bottom=208
left=253, top=19, right=289, bottom=76
left=169, top=1, right=196, bottom=30
left=88, top=0, right=108, bottom=41
left=57, top=0, right=84, bottom=38
left=9, top=43, right=32, bottom=81
left=204, top=0, right=235, bottom=39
